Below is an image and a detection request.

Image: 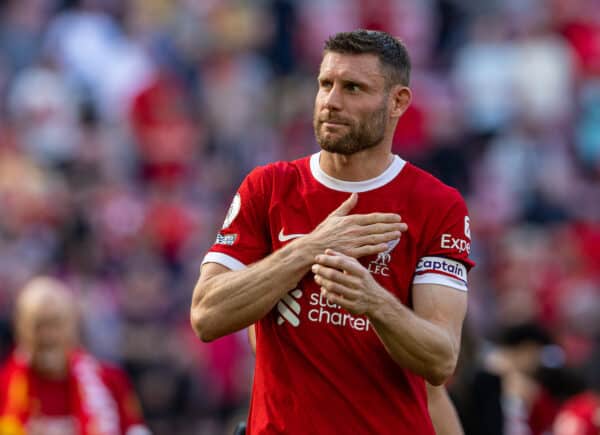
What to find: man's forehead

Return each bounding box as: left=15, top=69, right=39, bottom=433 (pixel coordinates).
left=319, top=52, right=386, bottom=82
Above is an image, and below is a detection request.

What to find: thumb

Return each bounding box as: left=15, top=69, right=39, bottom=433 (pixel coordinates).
left=330, top=193, right=358, bottom=217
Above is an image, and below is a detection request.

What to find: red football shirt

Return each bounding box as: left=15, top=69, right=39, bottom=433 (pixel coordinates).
left=204, top=153, right=474, bottom=435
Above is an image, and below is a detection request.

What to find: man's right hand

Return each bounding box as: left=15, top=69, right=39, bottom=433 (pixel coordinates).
left=300, top=193, right=408, bottom=258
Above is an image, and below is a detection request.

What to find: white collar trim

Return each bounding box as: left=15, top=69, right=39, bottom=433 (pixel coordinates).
left=309, top=152, right=406, bottom=192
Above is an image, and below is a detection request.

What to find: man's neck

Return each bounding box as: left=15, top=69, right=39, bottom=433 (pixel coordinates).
left=319, top=147, right=394, bottom=181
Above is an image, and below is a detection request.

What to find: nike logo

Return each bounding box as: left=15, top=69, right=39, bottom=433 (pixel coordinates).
left=278, top=229, right=307, bottom=242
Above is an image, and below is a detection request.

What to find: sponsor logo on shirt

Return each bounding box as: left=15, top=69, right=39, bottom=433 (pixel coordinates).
left=215, top=233, right=237, bottom=245
left=276, top=289, right=370, bottom=331
left=415, top=256, right=467, bottom=283
left=276, top=289, right=303, bottom=326
left=307, top=293, right=370, bottom=331
left=440, top=233, right=471, bottom=254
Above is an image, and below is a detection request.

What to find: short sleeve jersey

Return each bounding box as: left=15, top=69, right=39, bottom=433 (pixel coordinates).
left=203, top=153, right=474, bottom=435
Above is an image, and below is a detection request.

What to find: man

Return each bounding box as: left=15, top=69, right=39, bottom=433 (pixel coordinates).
left=191, top=29, right=474, bottom=434
left=0, top=276, right=150, bottom=435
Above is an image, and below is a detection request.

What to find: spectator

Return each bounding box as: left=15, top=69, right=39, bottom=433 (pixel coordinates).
left=0, top=276, right=150, bottom=435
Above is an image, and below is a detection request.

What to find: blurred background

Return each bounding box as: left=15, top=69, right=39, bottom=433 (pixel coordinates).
left=0, top=0, right=599, bottom=434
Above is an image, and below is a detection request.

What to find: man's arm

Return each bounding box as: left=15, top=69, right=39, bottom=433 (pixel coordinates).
left=312, top=249, right=467, bottom=386
left=427, top=383, right=464, bottom=435
left=191, top=193, right=406, bottom=342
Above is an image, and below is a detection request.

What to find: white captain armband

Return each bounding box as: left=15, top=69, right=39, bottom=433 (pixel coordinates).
left=413, top=256, right=468, bottom=292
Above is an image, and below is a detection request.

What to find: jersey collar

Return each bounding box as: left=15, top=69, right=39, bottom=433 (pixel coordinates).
left=309, top=152, right=406, bottom=192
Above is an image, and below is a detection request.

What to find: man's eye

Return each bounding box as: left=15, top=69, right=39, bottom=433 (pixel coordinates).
left=346, top=83, right=360, bottom=92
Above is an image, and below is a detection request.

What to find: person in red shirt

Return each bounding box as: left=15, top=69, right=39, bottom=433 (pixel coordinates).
left=0, top=276, right=150, bottom=435
left=191, top=29, right=474, bottom=434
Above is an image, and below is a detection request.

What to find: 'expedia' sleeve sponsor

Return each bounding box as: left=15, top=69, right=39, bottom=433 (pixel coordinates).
left=202, top=165, right=272, bottom=270
left=413, top=189, right=474, bottom=291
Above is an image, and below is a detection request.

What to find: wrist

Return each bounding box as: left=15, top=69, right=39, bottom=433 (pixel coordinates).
left=368, top=288, right=400, bottom=322
left=275, top=237, right=320, bottom=278
left=291, top=234, right=324, bottom=263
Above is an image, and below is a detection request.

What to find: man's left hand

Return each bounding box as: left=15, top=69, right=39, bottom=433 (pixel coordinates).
left=311, top=249, right=386, bottom=316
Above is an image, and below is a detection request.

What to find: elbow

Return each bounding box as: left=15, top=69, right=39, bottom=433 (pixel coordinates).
left=190, top=306, right=217, bottom=343
left=425, top=371, right=450, bottom=387
left=424, top=355, right=457, bottom=386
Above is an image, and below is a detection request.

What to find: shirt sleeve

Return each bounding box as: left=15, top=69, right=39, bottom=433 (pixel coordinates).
left=202, top=165, right=272, bottom=270
left=413, top=189, right=474, bottom=291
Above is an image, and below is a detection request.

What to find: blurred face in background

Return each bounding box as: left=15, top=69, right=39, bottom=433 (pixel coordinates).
left=313, top=52, right=390, bottom=155
left=16, top=278, right=78, bottom=379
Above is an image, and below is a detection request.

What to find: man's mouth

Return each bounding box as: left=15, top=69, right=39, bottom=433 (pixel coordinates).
left=321, top=119, right=348, bottom=126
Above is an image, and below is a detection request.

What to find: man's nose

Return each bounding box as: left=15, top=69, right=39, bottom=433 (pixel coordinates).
left=323, top=84, right=343, bottom=111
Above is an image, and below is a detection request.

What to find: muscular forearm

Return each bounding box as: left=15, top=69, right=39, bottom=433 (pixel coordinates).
left=369, top=292, right=458, bottom=385
left=191, top=237, right=321, bottom=341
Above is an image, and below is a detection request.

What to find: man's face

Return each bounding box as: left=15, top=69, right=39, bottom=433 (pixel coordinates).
left=314, top=52, right=390, bottom=155
left=18, top=297, right=76, bottom=376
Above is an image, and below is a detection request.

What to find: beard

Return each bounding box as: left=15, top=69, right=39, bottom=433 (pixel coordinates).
left=314, top=100, right=388, bottom=155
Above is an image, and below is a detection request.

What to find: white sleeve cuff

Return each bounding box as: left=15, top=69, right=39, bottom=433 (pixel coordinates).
left=201, top=252, right=247, bottom=271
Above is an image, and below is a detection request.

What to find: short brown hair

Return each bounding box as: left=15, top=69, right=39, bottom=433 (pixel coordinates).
left=324, top=29, right=411, bottom=86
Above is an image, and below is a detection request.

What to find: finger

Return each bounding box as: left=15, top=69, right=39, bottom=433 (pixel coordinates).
left=315, top=253, right=365, bottom=276
left=347, top=243, right=389, bottom=258
left=359, top=222, right=408, bottom=235
left=348, top=213, right=402, bottom=225
left=314, top=274, right=354, bottom=295
left=330, top=192, right=358, bottom=217
left=321, top=288, right=357, bottom=312
left=312, top=264, right=362, bottom=288
left=354, top=232, right=402, bottom=247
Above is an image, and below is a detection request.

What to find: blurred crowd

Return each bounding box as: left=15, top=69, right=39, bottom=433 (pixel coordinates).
left=0, top=0, right=599, bottom=434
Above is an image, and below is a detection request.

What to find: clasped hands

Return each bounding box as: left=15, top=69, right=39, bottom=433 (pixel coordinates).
left=303, top=193, right=408, bottom=316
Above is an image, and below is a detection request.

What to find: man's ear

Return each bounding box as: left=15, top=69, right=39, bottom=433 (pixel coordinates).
left=390, top=85, right=412, bottom=119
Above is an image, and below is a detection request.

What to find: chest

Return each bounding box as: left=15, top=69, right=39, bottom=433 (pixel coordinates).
left=268, top=187, right=424, bottom=302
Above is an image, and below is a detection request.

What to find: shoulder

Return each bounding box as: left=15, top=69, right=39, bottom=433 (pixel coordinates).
left=243, top=156, right=310, bottom=195
left=403, top=162, right=467, bottom=208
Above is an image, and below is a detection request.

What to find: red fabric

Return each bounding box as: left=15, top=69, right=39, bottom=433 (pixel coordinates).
left=529, top=388, right=562, bottom=435
left=554, top=392, right=600, bottom=435
left=144, top=199, right=197, bottom=259
left=129, top=73, right=198, bottom=186
left=0, top=350, right=146, bottom=435
left=205, top=154, right=474, bottom=434
left=561, top=22, right=600, bottom=77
